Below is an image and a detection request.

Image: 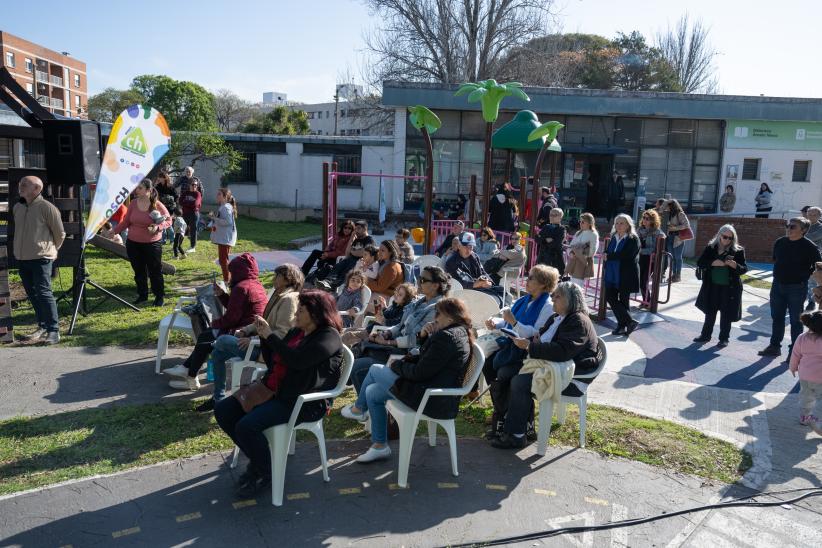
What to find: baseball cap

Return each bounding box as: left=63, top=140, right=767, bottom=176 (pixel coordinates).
left=458, top=232, right=476, bottom=247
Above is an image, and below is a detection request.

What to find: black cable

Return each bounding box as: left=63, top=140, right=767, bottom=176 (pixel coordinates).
left=442, top=488, right=822, bottom=548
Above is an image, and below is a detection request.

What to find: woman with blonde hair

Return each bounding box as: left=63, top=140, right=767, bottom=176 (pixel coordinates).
left=566, top=212, right=599, bottom=288
left=603, top=214, right=640, bottom=336
left=637, top=209, right=665, bottom=306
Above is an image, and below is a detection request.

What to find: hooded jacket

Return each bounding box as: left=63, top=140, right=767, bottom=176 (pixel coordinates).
left=211, top=252, right=268, bottom=332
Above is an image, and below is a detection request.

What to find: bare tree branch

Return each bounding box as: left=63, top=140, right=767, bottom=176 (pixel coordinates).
left=655, top=13, right=720, bottom=93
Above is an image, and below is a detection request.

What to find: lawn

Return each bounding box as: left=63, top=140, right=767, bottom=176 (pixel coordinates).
left=0, top=393, right=752, bottom=495
left=9, top=217, right=319, bottom=347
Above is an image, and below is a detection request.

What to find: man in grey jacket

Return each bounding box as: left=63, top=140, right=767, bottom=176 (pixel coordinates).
left=12, top=176, right=65, bottom=344
left=804, top=207, right=822, bottom=310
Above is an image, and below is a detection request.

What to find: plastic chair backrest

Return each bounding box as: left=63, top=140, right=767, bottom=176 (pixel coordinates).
left=573, top=336, right=608, bottom=381
left=448, top=278, right=463, bottom=291
left=361, top=285, right=372, bottom=310
left=455, top=289, right=501, bottom=329
left=461, top=343, right=486, bottom=391
left=414, top=255, right=441, bottom=269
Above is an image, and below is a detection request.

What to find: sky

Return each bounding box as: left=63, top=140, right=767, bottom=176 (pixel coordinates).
left=2, top=0, right=820, bottom=103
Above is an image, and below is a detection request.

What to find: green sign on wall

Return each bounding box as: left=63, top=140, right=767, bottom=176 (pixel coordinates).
left=726, top=119, right=822, bottom=151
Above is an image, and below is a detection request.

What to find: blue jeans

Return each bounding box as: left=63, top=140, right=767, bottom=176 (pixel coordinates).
left=351, top=357, right=377, bottom=393
left=211, top=335, right=260, bottom=401
left=18, top=258, right=59, bottom=332
left=214, top=396, right=293, bottom=477
left=666, top=238, right=684, bottom=277
left=357, top=364, right=398, bottom=444
left=770, top=281, right=807, bottom=349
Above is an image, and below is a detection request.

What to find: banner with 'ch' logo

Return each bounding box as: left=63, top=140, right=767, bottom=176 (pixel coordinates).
left=83, top=105, right=171, bottom=242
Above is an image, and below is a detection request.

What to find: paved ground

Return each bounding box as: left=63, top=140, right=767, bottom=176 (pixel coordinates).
left=1, top=263, right=821, bottom=547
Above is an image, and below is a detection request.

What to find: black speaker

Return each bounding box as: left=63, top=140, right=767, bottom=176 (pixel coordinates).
left=43, top=119, right=101, bottom=185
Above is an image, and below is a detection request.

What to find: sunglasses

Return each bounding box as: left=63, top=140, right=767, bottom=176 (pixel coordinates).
left=419, top=277, right=433, bottom=283
left=720, top=234, right=732, bottom=240
left=787, top=223, right=799, bottom=229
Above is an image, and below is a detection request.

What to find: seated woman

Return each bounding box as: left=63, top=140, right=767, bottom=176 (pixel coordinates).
left=482, top=265, right=559, bottom=439
left=367, top=240, right=404, bottom=301
left=341, top=298, right=473, bottom=463
left=166, top=253, right=268, bottom=391
left=491, top=282, right=600, bottom=449
left=476, top=227, right=500, bottom=263
left=301, top=220, right=355, bottom=277
left=341, top=282, right=417, bottom=347
left=348, top=266, right=449, bottom=393
left=197, top=263, right=303, bottom=413
left=215, top=290, right=344, bottom=498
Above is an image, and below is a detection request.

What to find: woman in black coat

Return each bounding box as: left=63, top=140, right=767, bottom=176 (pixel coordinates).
left=603, top=214, right=641, bottom=336
left=694, top=224, right=748, bottom=347
left=345, top=297, right=473, bottom=463
left=214, top=290, right=343, bottom=498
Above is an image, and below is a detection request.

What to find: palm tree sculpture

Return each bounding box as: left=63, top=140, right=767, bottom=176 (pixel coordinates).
left=408, top=105, right=442, bottom=252
left=527, top=121, right=564, bottom=230
left=455, top=80, right=530, bottom=226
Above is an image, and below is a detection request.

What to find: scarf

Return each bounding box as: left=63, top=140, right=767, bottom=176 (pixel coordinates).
left=508, top=292, right=549, bottom=329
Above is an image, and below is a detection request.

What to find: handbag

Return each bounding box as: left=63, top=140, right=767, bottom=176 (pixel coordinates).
left=678, top=227, right=694, bottom=241
left=233, top=380, right=275, bottom=413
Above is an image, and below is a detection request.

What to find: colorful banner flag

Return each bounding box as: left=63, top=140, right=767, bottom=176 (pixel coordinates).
left=83, top=105, right=171, bottom=242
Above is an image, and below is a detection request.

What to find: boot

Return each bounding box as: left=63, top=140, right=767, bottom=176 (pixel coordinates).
left=485, top=412, right=504, bottom=441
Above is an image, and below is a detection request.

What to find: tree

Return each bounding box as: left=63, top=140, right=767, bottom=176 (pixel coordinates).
left=212, top=89, right=254, bottom=132
left=165, top=132, right=243, bottom=178
left=131, top=75, right=217, bottom=131
left=655, top=14, right=719, bottom=93
left=603, top=32, right=680, bottom=92
left=239, top=106, right=310, bottom=135
left=501, top=33, right=612, bottom=88
left=363, top=0, right=556, bottom=84
left=86, top=87, right=145, bottom=123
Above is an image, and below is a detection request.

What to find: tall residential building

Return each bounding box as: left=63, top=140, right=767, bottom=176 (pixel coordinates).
left=0, top=31, right=88, bottom=118
left=262, top=91, right=288, bottom=106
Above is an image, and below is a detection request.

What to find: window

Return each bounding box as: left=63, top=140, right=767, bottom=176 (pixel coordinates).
left=742, top=158, right=760, bottom=180
left=223, top=152, right=257, bottom=182
left=26, top=82, right=34, bottom=95
left=5, top=51, right=14, bottom=68
left=793, top=160, right=810, bottom=182
left=23, top=138, right=45, bottom=168
left=75, top=94, right=81, bottom=107
left=25, top=58, right=33, bottom=72
left=74, top=74, right=80, bottom=87
left=334, top=153, right=361, bottom=185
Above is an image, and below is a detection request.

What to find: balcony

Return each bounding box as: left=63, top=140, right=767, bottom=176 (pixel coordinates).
left=49, top=75, right=63, bottom=87
left=50, top=98, right=64, bottom=109
left=36, top=96, right=49, bottom=106
left=35, top=71, right=49, bottom=83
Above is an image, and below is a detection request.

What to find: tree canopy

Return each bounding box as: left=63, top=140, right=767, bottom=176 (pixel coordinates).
left=239, top=106, right=310, bottom=135
left=131, top=75, right=218, bottom=131
left=86, top=87, right=146, bottom=123
left=212, top=89, right=254, bottom=132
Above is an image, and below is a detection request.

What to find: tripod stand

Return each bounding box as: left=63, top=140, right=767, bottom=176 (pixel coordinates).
left=64, top=248, right=139, bottom=335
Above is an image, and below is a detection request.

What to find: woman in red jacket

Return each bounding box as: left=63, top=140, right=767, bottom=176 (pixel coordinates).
left=113, top=179, right=171, bottom=306
left=301, top=220, right=355, bottom=277
left=165, top=252, right=268, bottom=390
left=178, top=178, right=203, bottom=253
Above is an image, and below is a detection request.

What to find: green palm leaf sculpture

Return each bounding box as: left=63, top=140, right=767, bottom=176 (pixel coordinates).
left=455, top=79, right=530, bottom=123
left=527, top=121, right=564, bottom=144
left=408, top=105, right=442, bottom=135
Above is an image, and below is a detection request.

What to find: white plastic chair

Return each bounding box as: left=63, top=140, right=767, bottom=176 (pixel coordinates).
left=386, top=343, right=484, bottom=488
left=262, top=345, right=355, bottom=506
left=155, top=296, right=196, bottom=374
left=537, top=337, right=607, bottom=455
left=450, top=289, right=501, bottom=330
left=500, top=263, right=524, bottom=303
left=414, top=255, right=442, bottom=270
left=447, top=277, right=463, bottom=295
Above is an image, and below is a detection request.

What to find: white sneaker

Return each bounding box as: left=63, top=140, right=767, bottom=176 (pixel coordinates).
left=44, top=331, right=60, bottom=345
left=21, top=328, right=47, bottom=341
left=163, top=364, right=190, bottom=377
left=187, top=248, right=196, bottom=253
left=356, top=445, right=391, bottom=463
left=341, top=404, right=369, bottom=422
left=169, top=376, right=201, bottom=391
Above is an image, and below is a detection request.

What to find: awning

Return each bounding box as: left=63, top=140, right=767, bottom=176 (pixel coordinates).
left=558, top=144, right=629, bottom=155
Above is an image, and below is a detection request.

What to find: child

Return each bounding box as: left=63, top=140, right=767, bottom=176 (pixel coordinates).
left=538, top=207, right=566, bottom=275
left=395, top=228, right=416, bottom=264
left=172, top=207, right=188, bottom=259
left=789, top=311, right=822, bottom=435
left=375, top=282, right=417, bottom=328
left=355, top=245, right=380, bottom=280
left=99, top=222, right=123, bottom=245
left=337, top=270, right=366, bottom=328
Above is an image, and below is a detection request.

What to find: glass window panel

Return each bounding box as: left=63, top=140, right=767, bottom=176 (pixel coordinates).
left=614, top=151, right=640, bottom=202
left=640, top=148, right=667, bottom=171
left=615, top=118, right=642, bottom=147
left=695, top=149, right=720, bottom=165
left=697, top=120, right=722, bottom=148
left=407, top=109, right=461, bottom=138
left=564, top=116, right=592, bottom=145
left=642, top=119, right=668, bottom=146
left=666, top=168, right=691, bottom=192
left=667, top=149, right=692, bottom=171
left=461, top=112, right=486, bottom=140
left=642, top=170, right=667, bottom=203
left=669, top=120, right=695, bottom=147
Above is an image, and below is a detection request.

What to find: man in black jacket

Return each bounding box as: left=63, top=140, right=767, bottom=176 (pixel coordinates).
left=444, top=232, right=504, bottom=305
left=536, top=187, right=558, bottom=228
left=759, top=217, right=822, bottom=358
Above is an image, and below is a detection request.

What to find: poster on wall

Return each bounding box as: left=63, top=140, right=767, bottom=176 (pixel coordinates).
left=726, top=164, right=739, bottom=184
left=83, top=105, right=171, bottom=242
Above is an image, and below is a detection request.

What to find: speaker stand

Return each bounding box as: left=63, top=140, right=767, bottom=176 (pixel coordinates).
left=66, top=251, right=139, bottom=335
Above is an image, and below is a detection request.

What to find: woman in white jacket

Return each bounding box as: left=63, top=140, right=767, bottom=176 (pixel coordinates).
left=210, top=187, right=238, bottom=282
left=565, top=212, right=600, bottom=288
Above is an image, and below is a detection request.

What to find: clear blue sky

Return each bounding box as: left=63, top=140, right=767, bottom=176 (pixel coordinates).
left=1, top=0, right=818, bottom=103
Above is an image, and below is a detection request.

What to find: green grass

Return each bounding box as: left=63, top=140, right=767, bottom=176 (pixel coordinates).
left=0, top=395, right=752, bottom=495
left=9, top=217, right=319, bottom=347
left=741, top=273, right=772, bottom=290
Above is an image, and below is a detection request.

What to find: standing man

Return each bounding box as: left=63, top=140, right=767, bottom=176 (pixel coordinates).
left=535, top=187, right=558, bottom=228
left=13, top=176, right=65, bottom=344
left=759, top=217, right=822, bottom=358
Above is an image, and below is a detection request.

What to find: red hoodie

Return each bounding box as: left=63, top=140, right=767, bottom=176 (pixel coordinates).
left=211, top=252, right=267, bottom=333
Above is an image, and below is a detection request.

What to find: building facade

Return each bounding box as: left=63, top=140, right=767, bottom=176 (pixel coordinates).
left=382, top=81, right=822, bottom=217
left=0, top=31, right=88, bottom=118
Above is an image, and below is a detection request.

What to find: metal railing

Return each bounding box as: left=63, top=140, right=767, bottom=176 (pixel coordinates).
left=50, top=98, right=64, bottom=108
left=49, top=75, right=63, bottom=87
left=36, top=96, right=49, bottom=106
left=35, top=70, right=49, bottom=83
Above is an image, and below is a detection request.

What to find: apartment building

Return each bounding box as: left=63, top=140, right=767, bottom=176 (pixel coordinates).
left=0, top=31, right=88, bottom=118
